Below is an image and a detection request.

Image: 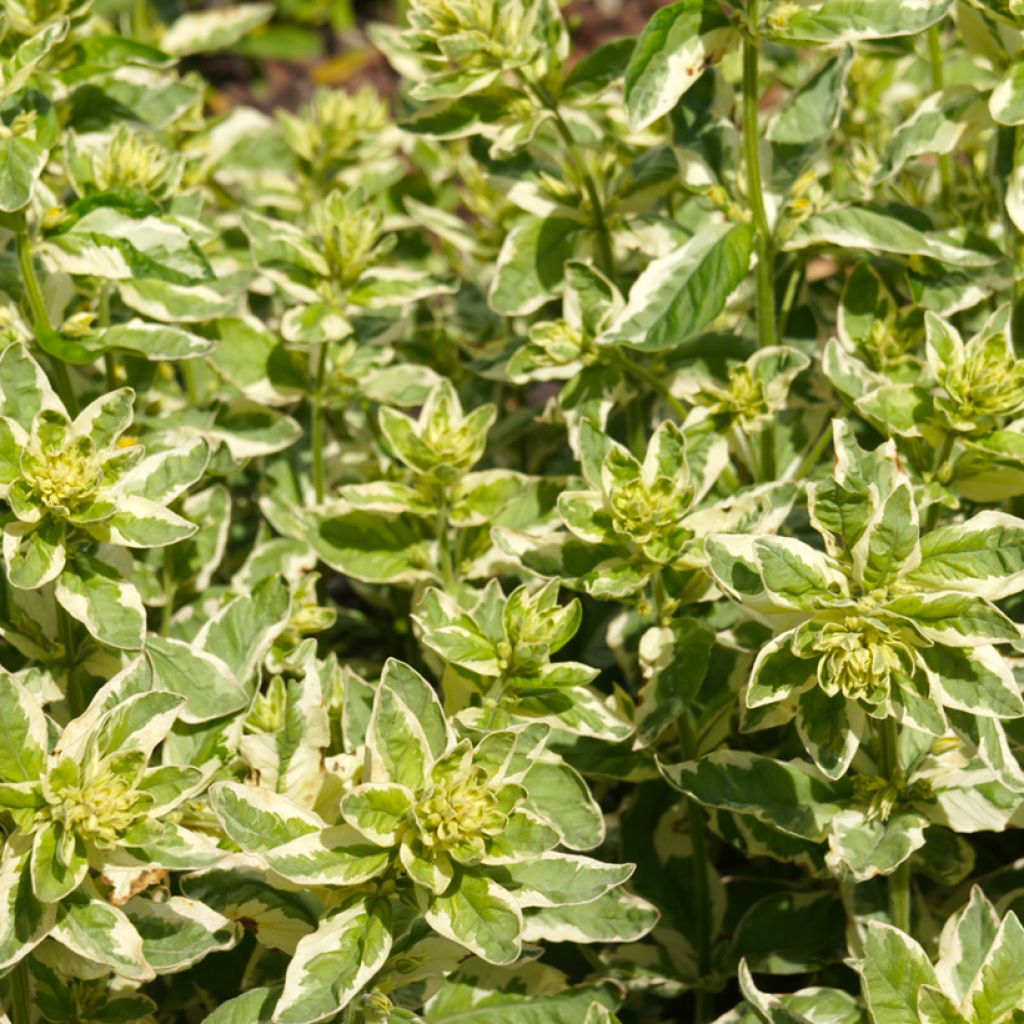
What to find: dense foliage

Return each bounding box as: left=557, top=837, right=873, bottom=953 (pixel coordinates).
left=2, top=0, right=1024, bottom=1022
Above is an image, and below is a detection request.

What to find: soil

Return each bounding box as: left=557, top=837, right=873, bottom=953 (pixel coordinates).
left=193, top=0, right=666, bottom=115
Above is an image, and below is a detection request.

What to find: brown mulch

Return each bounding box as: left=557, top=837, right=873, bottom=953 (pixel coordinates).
left=197, top=0, right=665, bottom=115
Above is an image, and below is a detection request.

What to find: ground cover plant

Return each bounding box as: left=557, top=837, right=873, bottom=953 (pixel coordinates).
left=3, top=0, right=1024, bottom=1021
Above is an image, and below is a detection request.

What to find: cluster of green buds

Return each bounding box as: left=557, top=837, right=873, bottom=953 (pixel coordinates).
left=709, top=422, right=1024, bottom=780
left=277, top=86, right=391, bottom=179
left=318, top=189, right=392, bottom=292
left=65, top=125, right=183, bottom=200
left=928, top=309, right=1024, bottom=434
left=379, top=378, right=495, bottom=488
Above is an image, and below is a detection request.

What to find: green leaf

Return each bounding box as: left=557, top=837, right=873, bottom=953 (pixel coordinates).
left=208, top=781, right=323, bottom=853
left=907, top=511, right=1024, bottom=600
left=859, top=921, right=940, bottom=1024
left=489, top=217, right=585, bottom=317
left=635, top=619, right=714, bottom=748
left=826, top=808, right=927, bottom=881
left=624, top=0, right=737, bottom=131
left=52, top=890, right=152, bottom=981
left=783, top=207, right=996, bottom=266
left=0, top=676, right=47, bottom=783
left=122, top=896, right=239, bottom=973
left=311, top=509, right=433, bottom=586
left=795, top=686, right=860, bottom=781
left=661, top=751, right=851, bottom=840
left=146, top=636, right=249, bottom=723
left=768, top=0, right=952, bottom=44
left=936, top=887, right=1001, bottom=1004
left=965, top=912, right=1024, bottom=1024
left=0, top=135, right=47, bottom=213
left=274, top=898, right=392, bottom=1024
left=426, top=871, right=523, bottom=965
left=522, top=888, right=658, bottom=945
left=160, top=3, right=274, bottom=56
left=599, top=224, right=754, bottom=351
left=56, top=557, right=146, bottom=651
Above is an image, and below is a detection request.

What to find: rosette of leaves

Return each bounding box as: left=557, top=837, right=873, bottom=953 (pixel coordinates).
left=707, top=420, right=1024, bottom=781
left=0, top=659, right=231, bottom=981
left=499, top=418, right=793, bottom=604
left=244, top=187, right=453, bottom=348
left=206, top=659, right=646, bottom=1024
left=0, top=344, right=207, bottom=649
left=312, top=378, right=560, bottom=588
left=414, top=578, right=630, bottom=741
left=738, top=886, right=1024, bottom=1024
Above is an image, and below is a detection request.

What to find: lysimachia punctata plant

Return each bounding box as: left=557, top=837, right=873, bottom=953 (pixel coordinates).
left=4, top=0, right=1024, bottom=1022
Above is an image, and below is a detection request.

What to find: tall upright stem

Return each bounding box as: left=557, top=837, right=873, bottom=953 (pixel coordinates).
left=311, top=343, right=330, bottom=504
left=742, top=2, right=776, bottom=353
left=524, top=77, right=616, bottom=281
left=16, top=228, right=78, bottom=416
left=9, top=957, right=32, bottom=1024
left=743, top=0, right=776, bottom=483
left=927, top=23, right=955, bottom=213
left=876, top=716, right=911, bottom=933
left=57, top=603, right=84, bottom=718
left=678, top=712, right=712, bottom=1024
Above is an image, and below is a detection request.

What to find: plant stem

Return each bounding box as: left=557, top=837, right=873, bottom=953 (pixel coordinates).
left=742, top=1, right=776, bottom=353
left=16, top=228, right=78, bottom=416
left=311, top=343, right=330, bottom=504
left=876, top=716, right=911, bottom=932
left=160, top=545, right=177, bottom=637
left=9, top=957, right=31, bottom=1024
left=435, top=496, right=456, bottom=589
left=677, top=712, right=713, bottom=1024
left=524, top=77, right=616, bottom=281
left=923, top=433, right=954, bottom=532
left=57, top=602, right=84, bottom=718
left=787, top=420, right=834, bottom=482
left=626, top=396, right=646, bottom=457
left=614, top=350, right=689, bottom=421
left=927, top=23, right=955, bottom=213
left=743, top=0, right=776, bottom=485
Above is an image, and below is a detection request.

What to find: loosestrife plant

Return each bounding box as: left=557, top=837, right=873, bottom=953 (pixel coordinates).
left=3, top=0, right=1024, bottom=1023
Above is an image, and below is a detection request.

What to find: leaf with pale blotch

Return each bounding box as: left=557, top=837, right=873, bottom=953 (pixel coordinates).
left=52, top=890, right=153, bottom=982
left=340, top=784, right=414, bottom=846
left=737, top=961, right=817, bottom=1024
left=0, top=844, right=54, bottom=971
left=624, top=0, right=737, bottom=131
left=146, top=636, right=248, bottom=723
left=919, top=645, right=1024, bottom=719
left=492, top=852, right=633, bottom=908
left=208, top=781, right=324, bottom=854
left=367, top=659, right=451, bottom=791
left=522, top=888, right=658, bottom=945
left=0, top=676, right=47, bottom=783
left=661, top=750, right=851, bottom=841
left=426, top=871, right=522, bottom=965
left=274, top=897, right=392, bottom=1024
left=182, top=858, right=321, bottom=954
left=768, top=0, right=952, bottom=44
left=635, top=620, right=714, bottom=749
left=522, top=757, right=605, bottom=851
left=263, top=826, right=391, bottom=889
left=122, top=896, right=240, bottom=974
left=795, top=686, right=861, bottom=781
left=859, top=921, right=940, bottom=1024
left=56, top=557, right=146, bottom=650
left=906, top=511, right=1024, bottom=601
left=964, top=911, right=1024, bottom=1024
left=598, top=224, right=753, bottom=351
left=160, top=3, right=273, bottom=56
left=4, top=519, right=66, bottom=590
left=936, top=887, right=1001, bottom=1005
left=825, top=808, right=927, bottom=882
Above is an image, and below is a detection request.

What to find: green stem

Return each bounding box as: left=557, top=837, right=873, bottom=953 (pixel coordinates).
left=742, top=3, right=777, bottom=352
left=927, top=23, right=955, bottom=213
left=788, top=420, right=834, bottom=482
left=57, top=602, right=84, bottom=718
left=435, top=497, right=456, bottom=589
left=613, top=350, right=689, bottom=420
left=160, top=546, right=176, bottom=637
left=525, top=77, right=615, bottom=281
left=9, top=957, right=31, bottom=1024
left=311, top=343, right=330, bottom=504
left=923, top=433, right=955, bottom=532
left=16, top=228, right=78, bottom=416
left=625, top=396, right=646, bottom=458
left=678, top=713, right=713, bottom=1024
left=876, top=716, right=911, bottom=933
